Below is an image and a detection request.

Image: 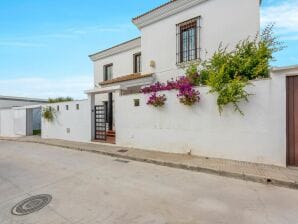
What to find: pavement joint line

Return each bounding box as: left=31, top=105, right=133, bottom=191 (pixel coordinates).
left=1, top=137, right=298, bottom=190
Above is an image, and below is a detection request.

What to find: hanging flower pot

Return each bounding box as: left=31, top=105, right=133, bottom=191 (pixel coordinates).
left=147, top=93, right=167, bottom=107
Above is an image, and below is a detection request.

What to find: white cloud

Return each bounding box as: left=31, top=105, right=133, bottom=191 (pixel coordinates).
left=261, top=1, right=298, bottom=31
left=261, top=0, right=298, bottom=40
left=0, top=76, right=93, bottom=100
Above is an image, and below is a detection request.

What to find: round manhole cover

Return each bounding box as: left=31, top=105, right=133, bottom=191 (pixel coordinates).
left=11, top=194, right=52, bottom=216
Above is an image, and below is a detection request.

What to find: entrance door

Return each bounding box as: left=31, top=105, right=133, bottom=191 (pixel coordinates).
left=287, top=76, right=298, bottom=166
left=94, top=105, right=107, bottom=141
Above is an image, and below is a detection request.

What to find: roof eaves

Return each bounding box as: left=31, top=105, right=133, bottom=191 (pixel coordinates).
left=89, top=37, right=141, bottom=61
left=100, top=73, right=153, bottom=86
left=132, top=0, right=262, bottom=27
left=0, top=95, right=47, bottom=102
left=132, top=0, right=177, bottom=21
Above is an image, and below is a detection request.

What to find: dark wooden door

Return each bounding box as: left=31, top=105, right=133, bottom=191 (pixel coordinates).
left=287, top=76, right=298, bottom=166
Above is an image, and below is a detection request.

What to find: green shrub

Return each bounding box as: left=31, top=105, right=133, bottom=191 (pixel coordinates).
left=42, top=107, right=57, bottom=123
left=185, top=63, right=200, bottom=86
left=33, top=130, right=41, bottom=135
left=48, top=97, right=73, bottom=103
left=201, top=25, right=283, bottom=114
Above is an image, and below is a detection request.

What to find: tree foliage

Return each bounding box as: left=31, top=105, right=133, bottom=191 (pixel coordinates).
left=42, top=106, right=57, bottom=123
left=48, top=97, right=73, bottom=103
left=201, top=25, right=283, bottom=114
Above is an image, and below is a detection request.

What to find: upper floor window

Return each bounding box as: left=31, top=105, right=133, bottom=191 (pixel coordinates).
left=104, top=64, right=113, bottom=81
left=133, top=53, right=141, bottom=73
left=176, top=18, right=200, bottom=63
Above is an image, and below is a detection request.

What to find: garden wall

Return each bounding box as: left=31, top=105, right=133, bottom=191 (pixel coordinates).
left=0, top=106, right=42, bottom=137
left=13, top=108, right=27, bottom=136
left=0, top=109, right=16, bottom=137
left=115, top=71, right=287, bottom=166
left=41, top=100, right=91, bottom=142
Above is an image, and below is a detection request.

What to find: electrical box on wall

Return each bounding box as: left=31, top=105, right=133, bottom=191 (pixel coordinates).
left=150, top=60, right=156, bottom=68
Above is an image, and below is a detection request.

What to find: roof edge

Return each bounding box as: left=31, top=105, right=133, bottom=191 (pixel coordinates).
left=89, top=37, right=141, bottom=61
left=132, top=0, right=262, bottom=29
left=132, top=0, right=207, bottom=29
left=0, top=95, right=48, bottom=103
left=271, top=65, right=298, bottom=72
left=132, top=0, right=178, bottom=21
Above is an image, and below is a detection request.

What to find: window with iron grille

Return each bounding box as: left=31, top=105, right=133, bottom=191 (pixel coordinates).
left=176, top=17, right=201, bottom=64
left=133, top=53, right=141, bottom=73
left=103, top=63, right=113, bottom=81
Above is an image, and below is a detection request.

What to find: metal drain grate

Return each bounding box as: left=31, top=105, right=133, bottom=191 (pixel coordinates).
left=11, top=194, right=52, bottom=216
left=114, top=159, right=130, bottom=163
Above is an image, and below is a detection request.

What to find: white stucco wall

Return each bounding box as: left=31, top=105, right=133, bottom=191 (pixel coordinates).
left=141, top=0, right=260, bottom=82
left=0, top=105, right=43, bottom=137
left=115, top=71, right=289, bottom=167
left=93, top=46, right=141, bottom=86
left=13, top=109, right=27, bottom=136
left=92, top=45, right=141, bottom=104
left=0, top=109, right=16, bottom=137
left=41, top=100, right=91, bottom=142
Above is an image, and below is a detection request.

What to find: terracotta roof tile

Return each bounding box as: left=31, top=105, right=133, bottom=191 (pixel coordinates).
left=100, top=73, right=153, bottom=85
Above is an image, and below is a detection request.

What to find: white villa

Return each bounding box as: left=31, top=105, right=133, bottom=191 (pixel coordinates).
left=86, top=0, right=261, bottom=142
left=2, top=0, right=298, bottom=167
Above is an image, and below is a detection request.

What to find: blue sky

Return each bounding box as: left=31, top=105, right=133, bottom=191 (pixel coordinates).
left=0, top=0, right=297, bottom=99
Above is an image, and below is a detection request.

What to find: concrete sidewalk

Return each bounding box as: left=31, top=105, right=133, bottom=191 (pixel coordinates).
left=1, top=136, right=298, bottom=189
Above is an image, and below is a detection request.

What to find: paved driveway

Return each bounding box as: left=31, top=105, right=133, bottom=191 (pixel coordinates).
left=0, top=140, right=297, bottom=224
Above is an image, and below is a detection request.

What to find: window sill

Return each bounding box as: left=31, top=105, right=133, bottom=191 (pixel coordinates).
left=176, top=59, right=201, bottom=68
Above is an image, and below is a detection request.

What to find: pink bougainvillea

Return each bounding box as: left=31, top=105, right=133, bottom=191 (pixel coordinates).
left=177, top=87, right=200, bottom=106
left=175, top=76, right=200, bottom=106
left=147, top=93, right=167, bottom=107
left=141, top=76, right=200, bottom=106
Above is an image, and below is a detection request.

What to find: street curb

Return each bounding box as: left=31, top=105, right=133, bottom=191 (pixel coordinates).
left=1, top=138, right=298, bottom=190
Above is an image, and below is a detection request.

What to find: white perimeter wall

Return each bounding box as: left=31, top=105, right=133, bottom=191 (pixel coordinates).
left=0, top=109, right=16, bottom=137
left=13, top=109, right=27, bottom=136
left=0, top=106, right=42, bottom=137
left=115, top=71, right=288, bottom=166
left=42, top=100, right=91, bottom=142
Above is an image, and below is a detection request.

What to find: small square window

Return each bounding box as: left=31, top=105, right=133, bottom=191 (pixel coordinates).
left=65, top=105, right=69, bottom=110
left=134, top=99, right=140, bottom=107
left=76, top=104, right=79, bottom=110
left=57, top=105, right=59, bottom=111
